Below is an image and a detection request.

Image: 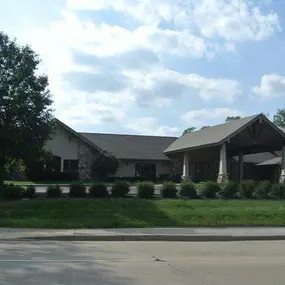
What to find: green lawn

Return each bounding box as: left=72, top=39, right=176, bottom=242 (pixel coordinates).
left=0, top=199, right=285, bottom=229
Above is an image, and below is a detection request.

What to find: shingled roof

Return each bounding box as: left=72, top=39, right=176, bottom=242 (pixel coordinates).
left=165, top=114, right=261, bottom=154
left=80, top=133, right=177, bottom=160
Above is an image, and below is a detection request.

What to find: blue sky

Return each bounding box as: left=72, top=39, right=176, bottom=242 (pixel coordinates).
left=1, top=0, right=285, bottom=136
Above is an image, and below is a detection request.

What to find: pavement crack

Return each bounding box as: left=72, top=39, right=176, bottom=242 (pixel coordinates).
left=165, top=261, right=208, bottom=285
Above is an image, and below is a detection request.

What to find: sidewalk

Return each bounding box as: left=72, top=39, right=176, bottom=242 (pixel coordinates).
left=2, top=227, right=285, bottom=242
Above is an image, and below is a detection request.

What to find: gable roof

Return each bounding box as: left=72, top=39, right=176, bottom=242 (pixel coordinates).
left=54, top=119, right=103, bottom=153
left=164, top=114, right=285, bottom=154
left=80, top=133, right=177, bottom=160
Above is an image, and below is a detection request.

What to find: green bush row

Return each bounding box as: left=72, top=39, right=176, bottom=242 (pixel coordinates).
left=160, top=180, right=285, bottom=200
left=1, top=180, right=285, bottom=200
left=0, top=184, right=36, bottom=200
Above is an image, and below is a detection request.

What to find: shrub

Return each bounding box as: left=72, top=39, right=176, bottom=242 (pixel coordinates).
left=46, top=185, right=62, bottom=198
left=111, top=181, right=130, bottom=197
left=69, top=183, right=87, bottom=198
left=269, top=183, right=285, bottom=199
left=179, top=181, right=197, bottom=199
left=89, top=183, right=109, bottom=198
left=218, top=181, right=238, bottom=199
left=0, top=184, right=24, bottom=200
left=196, top=181, right=219, bottom=199
left=239, top=180, right=256, bottom=199
left=254, top=180, right=271, bottom=199
left=161, top=181, right=177, bottom=198
left=22, top=185, right=36, bottom=199
left=137, top=181, right=155, bottom=199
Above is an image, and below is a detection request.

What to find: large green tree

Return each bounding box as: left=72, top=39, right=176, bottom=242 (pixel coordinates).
left=0, top=32, right=53, bottom=184
left=273, top=109, right=285, bottom=128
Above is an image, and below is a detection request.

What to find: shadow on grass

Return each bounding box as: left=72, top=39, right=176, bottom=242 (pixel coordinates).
left=0, top=199, right=178, bottom=229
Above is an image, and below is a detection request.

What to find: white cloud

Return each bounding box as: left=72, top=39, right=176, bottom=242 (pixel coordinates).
left=181, top=108, right=243, bottom=126
left=128, top=69, right=242, bottom=104
left=189, top=0, right=280, bottom=41
left=68, top=0, right=280, bottom=42
left=252, top=74, right=285, bottom=98
left=123, top=117, right=180, bottom=136
left=6, top=0, right=277, bottom=135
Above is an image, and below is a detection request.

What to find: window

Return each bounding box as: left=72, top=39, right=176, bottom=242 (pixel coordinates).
left=135, top=163, right=156, bottom=178
left=63, top=159, right=78, bottom=172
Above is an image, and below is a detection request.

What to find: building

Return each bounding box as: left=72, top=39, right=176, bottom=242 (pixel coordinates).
left=45, top=113, right=285, bottom=183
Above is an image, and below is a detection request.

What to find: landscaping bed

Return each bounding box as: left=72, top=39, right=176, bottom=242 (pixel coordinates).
left=0, top=199, right=285, bottom=229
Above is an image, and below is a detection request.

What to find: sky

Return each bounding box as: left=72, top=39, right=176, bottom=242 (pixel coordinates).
left=1, top=0, right=285, bottom=136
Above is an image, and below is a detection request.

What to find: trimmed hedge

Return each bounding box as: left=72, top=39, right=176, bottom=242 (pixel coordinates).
left=196, top=181, right=219, bottom=199
left=254, top=180, right=271, bottom=199
left=89, top=183, right=109, bottom=198
left=179, top=181, right=197, bottom=199
left=0, top=184, right=24, bottom=200
left=269, top=183, right=285, bottom=199
left=111, top=181, right=130, bottom=197
left=218, top=181, right=238, bottom=199
left=22, top=185, right=36, bottom=199
left=46, top=185, right=62, bottom=198
left=239, top=180, right=256, bottom=199
left=69, top=183, right=87, bottom=198
left=161, top=181, right=178, bottom=198
left=137, top=181, right=155, bottom=199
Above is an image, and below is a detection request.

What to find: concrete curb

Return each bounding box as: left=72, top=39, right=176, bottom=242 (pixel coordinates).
left=4, top=234, right=285, bottom=242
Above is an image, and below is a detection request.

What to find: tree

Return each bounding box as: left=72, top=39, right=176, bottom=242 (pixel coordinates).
left=25, top=149, right=55, bottom=180
left=182, top=127, right=196, bottom=135
left=225, top=116, right=241, bottom=122
left=91, top=151, right=119, bottom=181
left=273, top=109, right=285, bottom=128
left=0, top=32, right=53, bottom=184
left=201, top=126, right=210, bottom=130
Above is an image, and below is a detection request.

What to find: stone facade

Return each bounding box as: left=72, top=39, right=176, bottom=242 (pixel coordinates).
left=170, top=157, right=183, bottom=175
left=78, top=142, right=100, bottom=180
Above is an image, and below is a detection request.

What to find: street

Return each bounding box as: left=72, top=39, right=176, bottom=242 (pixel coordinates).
left=1, top=241, right=285, bottom=284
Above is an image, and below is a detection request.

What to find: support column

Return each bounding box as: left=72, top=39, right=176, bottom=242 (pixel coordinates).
left=181, top=152, right=191, bottom=181
left=239, top=152, right=244, bottom=182
left=217, top=143, right=228, bottom=184
left=280, top=146, right=285, bottom=183
left=61, top=158, right=64, bottom=173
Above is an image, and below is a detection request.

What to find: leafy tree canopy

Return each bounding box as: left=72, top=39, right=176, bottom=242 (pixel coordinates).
left=225, top=116, right=241, bottom=122
left=182, top=127, right=196, bottom=135
left=0, top=31, right=53, bottom=183
left=273, top=109, right=285, bottom=128
left=91, top=151, right=119, bottom=180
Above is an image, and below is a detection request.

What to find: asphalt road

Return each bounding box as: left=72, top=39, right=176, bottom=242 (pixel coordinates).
left=1, top=241, right=285, bottom=284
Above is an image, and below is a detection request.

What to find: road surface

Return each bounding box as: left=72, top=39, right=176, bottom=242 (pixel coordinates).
left=1, top=240, right=285, bottom=284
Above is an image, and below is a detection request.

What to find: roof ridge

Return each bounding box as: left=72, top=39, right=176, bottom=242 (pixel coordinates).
left=79, top=132, right=178, bottom=139
left=187, top=113, right=261, bottom=135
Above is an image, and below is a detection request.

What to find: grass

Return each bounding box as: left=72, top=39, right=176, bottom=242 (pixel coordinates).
left=0, top=199, right=285, bottom=229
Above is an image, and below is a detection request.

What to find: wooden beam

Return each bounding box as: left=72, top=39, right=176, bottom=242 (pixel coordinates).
left=228, top=144, right=282, bottom=156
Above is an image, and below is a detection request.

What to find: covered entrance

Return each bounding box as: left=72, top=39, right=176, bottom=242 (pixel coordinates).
left=164, top=114, right=285, bottom=183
